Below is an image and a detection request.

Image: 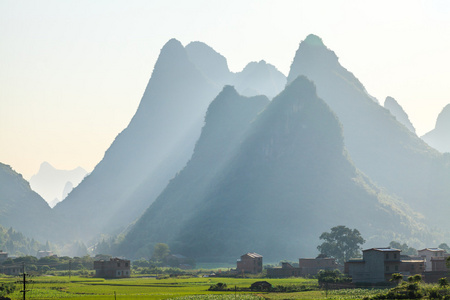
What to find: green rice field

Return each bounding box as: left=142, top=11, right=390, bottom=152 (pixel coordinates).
left=0, top=275, right=388, bottom=299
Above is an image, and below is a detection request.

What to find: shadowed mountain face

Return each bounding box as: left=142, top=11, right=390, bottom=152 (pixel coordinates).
left=422, top=104, right=450, bottom=153
left=0, top=163, right=60, bottom=242
left=287, top=34, right=450, bottom=227
left=54, top=39, right=219, bottom=241
left=384, top=96, right=416, bottom=134
left=120, top=77, right=426, bottom=262
left=54, top=39, right=287, bottom=243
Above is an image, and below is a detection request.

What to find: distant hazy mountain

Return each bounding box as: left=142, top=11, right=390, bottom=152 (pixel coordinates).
left=287, top=34, right=449, bottom=227
left=119, top=77, right=425, bottom=262
left=186, top=41, right=286, bottom=99
left=0, top=163, right=58, bottom=242
left=232, top=60, right=286, bottom=99
left=422, top=104, right=450, bottom=153
left=29, top=162, right=87, bottom=207
left=384, top=96, right=416, bottom=134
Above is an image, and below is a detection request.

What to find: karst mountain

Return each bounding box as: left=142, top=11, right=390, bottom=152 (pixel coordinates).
left=422, top=104, right=450, bottom=153
left=119, top=77, right=426, bottom=261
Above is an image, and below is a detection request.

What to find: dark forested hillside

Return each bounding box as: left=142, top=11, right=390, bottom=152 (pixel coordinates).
left=119, top=77, right=426, bottom=262
left=287, top=34, right=450, bottom=227
left=0, top=163, right=59, bottom=242
left=0, top=225, right=44, bottom=256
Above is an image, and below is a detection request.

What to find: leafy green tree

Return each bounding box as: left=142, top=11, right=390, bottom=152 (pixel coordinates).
left=152, top=243, right=170, bottom=262
left=439, top=277, right=449, bottom=287
left=439, top=243, right=450, bottom=253
left=389, top=241, right=417, bottom=255
left=317, top=225, right=365, bottom=264
left=0, top=282, right=16, bottom=298
left=390, top=273, right=403, bottom=285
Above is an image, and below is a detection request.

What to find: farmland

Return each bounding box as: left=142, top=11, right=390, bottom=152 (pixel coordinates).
left=0, top=275, right=389, bottom=299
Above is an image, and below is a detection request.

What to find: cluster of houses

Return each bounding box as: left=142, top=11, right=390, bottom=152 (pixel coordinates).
left=237, top=247, right=450, bottom=284
left=2, top=247, right=449, bottom=283
left=236, top=252, right=340, bottom=277
left=346, top=247, right=448, bottom=283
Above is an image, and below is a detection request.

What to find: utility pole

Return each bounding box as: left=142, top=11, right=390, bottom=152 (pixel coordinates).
left=18, top=262, right=31, bottom=300
left=69, top=260, right=72, bottom=279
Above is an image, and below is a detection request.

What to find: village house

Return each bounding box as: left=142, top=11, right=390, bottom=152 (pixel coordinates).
left=418, top=248, right=447, bottom=272
left=416, top=248, right=450, bottom=282
left=0, top=265, right=22, bottom=276
left=299, top=257, right=340, bottom=275
left=236, top=253, right=263, bottom=274
left=94, top=257, right=131, bottom=278
left=345, top=248, right=426, bottom=283
left=37, top=250, right=54, bottom=259
left=0, top=250, right=7, bottom=262
left=267, top=262, right=301, bottom=278
left=267, top=257, right=340, bottom=278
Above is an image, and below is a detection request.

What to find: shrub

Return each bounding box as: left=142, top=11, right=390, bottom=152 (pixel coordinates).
left=208, top=282, right=227, bottom=291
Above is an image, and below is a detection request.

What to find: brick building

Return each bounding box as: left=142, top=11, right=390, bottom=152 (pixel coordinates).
left=94, top=258, right=131, bottom=278
left=267, top=257, right=340, bottom=278
left=236, top=253, right=263, bottom=274
left=299, top=257, right=340, bottom=275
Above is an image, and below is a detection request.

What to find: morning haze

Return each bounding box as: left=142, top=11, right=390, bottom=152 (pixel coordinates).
left=1, top=1, right=450, bottom=269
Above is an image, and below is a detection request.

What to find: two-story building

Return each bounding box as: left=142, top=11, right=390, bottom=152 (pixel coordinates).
left=345, top=248, right=425, bottom=283
left=418, top=248, right=446, bottom=272
left=94, top=257, right=131, bottom=278
left=345, top=248, right=402, bottom=283
left=236, top=253, right=263, bottom=274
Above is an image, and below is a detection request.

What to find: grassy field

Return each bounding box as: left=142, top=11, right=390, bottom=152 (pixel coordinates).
left=0, top=275, right=389, bottom=299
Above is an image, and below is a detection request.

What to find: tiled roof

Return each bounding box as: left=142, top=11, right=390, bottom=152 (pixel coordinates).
left=418, top=248, right=444, bottom=252
left=243, top=252, right=262, bottom=258
left=363, top=248, right=401, bottom=252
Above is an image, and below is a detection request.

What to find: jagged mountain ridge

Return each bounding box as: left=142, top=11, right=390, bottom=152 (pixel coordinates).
left=53, top=39, right=219, bottom=241
left=186, top=41, right=286, bottom=99
left=54, top=39, right=287, bottom=243
left=422, top=104, right=450, bottom=153
left=119, top=77, right=426, bottom=262
left=287, top=34, right=449, bottom=227
left=384, top=96, right=416, bottom=134
left=29, top=162, right=87, bottom=207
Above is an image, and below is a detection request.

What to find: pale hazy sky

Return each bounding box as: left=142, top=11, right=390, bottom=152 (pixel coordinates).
left=1, top=0, right=449, bottom=179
